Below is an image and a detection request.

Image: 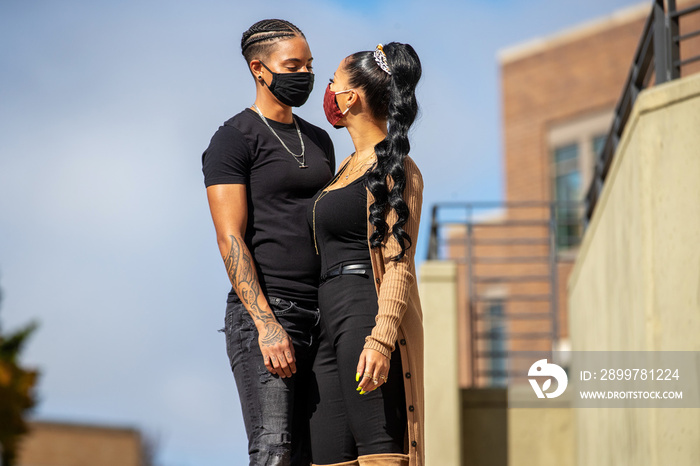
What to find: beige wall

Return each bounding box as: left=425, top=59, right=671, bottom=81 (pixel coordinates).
left=420, top=261, right=461, bottom=466
left=463, top=388, right=507, bottom=466
left=568, top=73, right=700, bottom=466
left=508, top=386, right=574, bottom=466
left=18, top=421, right=143, bottom=466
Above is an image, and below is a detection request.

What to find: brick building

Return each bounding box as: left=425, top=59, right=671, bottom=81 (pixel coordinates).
left=445, top=0, right=700, bottom=388
left=16, top=421, right=145, bottom=466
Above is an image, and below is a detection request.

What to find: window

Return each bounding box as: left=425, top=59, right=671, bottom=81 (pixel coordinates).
left=592, top=134, right=607, bottom=163
left=487, top=300, right=507, bottom=387
left=553, top=144, right=582, bottom=249
left=548, top=110, right=613, bottom=252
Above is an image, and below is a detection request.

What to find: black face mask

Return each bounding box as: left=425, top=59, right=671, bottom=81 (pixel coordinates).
left=260, top=61, right=315, bottom=107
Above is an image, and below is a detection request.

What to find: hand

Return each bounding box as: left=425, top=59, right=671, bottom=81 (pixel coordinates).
left=258, top=321, right=296, bottom=378
left=355, top=348, right=390, bottom=394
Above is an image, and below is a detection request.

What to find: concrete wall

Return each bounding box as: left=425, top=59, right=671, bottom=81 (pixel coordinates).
left=420, top=261, right=461, bottom=466
left=507, top=386, right=574, bottom=466
left=568, top=73, right=700, bottom=466
left=463, top=388, right=507, bottom=466
left=508, top=406, right=574, bottom=466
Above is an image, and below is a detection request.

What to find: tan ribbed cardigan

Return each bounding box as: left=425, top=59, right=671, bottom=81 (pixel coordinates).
left=361, top=156, right=424, bottom=466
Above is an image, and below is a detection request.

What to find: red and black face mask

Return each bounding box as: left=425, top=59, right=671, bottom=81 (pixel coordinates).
left=323, top=83, right=354, bottom=129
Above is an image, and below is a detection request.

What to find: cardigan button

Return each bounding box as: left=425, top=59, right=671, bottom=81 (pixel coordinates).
left=408, top=405, right=415, bottom=412
left=405, top=372, right=411, bottom=379
left=399, top=339, right=406, bottom=345
left=375, top=278, right=380, bottom=284
left=411, top=441, right=417, bottom=447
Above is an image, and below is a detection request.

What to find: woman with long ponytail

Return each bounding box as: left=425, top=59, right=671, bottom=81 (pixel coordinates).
left=309, top=42, right=424, bottom=466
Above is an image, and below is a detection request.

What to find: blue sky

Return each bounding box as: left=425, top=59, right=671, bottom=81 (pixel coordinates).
left=0, top=0, right=643, bottom=464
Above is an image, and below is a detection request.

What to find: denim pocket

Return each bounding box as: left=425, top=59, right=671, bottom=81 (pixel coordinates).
left=287, top=305, right=320, bottom=325
left=269, top=297, right=296, bottom=316
left=271, top=302, right=320, bottom=353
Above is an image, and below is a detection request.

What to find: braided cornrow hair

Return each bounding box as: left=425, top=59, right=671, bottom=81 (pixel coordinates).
left=344, top=42, right=422, bottom=261
left=241, top=19, right=306, bottom=65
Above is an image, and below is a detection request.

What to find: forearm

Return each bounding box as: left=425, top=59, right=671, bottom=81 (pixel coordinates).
left=365, top=165, right=423, bottom=355
left=205, top=184, right=294, bottom=376
left=219, top=233, right=295, bottom=376
left=220, top=234, right=279, bottom=332
left=365, top=264, right=413, bottom=357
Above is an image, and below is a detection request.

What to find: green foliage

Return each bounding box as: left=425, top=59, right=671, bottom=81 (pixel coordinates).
left=0, top=287, right=39, bottom=466
left=0, top=322, right=38, bottom=364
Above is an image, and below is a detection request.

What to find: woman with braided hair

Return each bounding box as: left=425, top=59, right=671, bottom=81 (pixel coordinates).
left=307, top=43, right=424, bottom=466
left=202, top=19, right=335, bottom=465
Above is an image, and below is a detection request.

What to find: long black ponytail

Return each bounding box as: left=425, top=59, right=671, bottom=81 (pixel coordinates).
left=344, top=42, right=422, bottom=261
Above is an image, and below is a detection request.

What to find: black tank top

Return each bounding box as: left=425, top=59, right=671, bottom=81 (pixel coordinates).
left=308, top=175, right=370, bottom=274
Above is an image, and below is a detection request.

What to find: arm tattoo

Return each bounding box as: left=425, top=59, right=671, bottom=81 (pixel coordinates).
left=260, top=323, right=286, bottom=347
left=223, top=235, right=240, bottom=281
left=224, top=235, right=275, bottom=324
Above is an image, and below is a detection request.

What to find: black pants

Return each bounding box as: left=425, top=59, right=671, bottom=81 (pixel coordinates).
left=309, top=271, right=406, bottom=464
left=224, top=291, right=320, bottom=466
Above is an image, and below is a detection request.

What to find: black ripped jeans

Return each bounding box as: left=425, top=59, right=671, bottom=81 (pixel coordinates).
left=223, top=291, right=320, bottom=466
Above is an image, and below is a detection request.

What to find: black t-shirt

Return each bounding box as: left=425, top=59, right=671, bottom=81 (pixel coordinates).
left=202, top=108, right=335, bottom=307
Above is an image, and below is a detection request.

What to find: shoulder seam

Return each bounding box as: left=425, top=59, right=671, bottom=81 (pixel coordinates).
left=220, top=119, right=255, bottom=159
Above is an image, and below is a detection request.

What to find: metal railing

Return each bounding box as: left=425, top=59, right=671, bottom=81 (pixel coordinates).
left=428, top=202, right=581, bottom=387
left=585, top=0, right=700, bottom=222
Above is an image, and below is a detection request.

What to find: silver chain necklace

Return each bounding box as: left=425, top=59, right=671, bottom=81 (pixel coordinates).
left=252, top=104, right=307, bottom=169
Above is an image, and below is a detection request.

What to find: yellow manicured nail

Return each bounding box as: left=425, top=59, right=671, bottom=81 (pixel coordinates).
left=356, top=386, right=361, bottom=391
left=356, top=373, right=360, bottom=382
left=359, top=390, right=366, bottom=395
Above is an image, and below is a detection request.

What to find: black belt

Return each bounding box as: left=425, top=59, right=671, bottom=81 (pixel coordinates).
left=320, top=263, right=371, bottom=284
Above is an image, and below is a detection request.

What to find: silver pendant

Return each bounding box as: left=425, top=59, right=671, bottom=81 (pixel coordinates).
left=299, top=164, right=308, bottom=169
